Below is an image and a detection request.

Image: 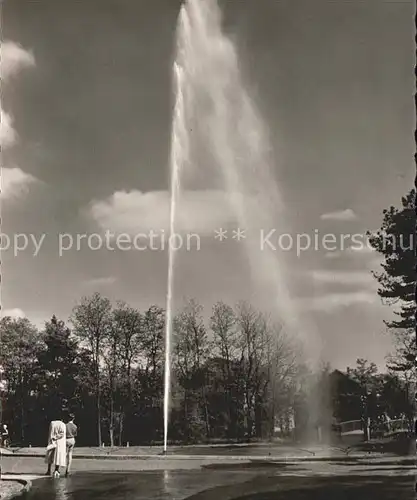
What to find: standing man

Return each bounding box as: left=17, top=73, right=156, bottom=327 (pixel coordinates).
left=65, top=413, right=77, bottom=477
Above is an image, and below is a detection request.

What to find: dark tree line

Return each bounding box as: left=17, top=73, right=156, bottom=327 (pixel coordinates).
left=0, top=297, right=302, bottom=446
left=0, top=297, right=413, bottom=447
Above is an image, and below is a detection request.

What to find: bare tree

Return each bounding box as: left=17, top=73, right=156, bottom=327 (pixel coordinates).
left=173, top=299, right=210, bottom=440
left=263, top=324, right=299, bottom=439
left=232, top=302, right=299, bottom=440
left=103, top=317, right=122, bottom=447
left=112, top=302, right=143, bottom=445
left=71, top=292, right=112, bottom=446
left=138, top=305, right=165, bottom=439
left=141, top=306, right=165, bottom=377
left=210, top=301, right=239, bottom=438
left=234, top=302, right=270, bottom=439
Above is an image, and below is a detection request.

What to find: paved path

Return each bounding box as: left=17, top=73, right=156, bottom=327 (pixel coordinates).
left=3, top=444, right=389, bottom=461
left=1, top=456, right=238, bottom=474
left=5, top=444, right=349, bottom=456
left=1, top=454, right=414, bottom=476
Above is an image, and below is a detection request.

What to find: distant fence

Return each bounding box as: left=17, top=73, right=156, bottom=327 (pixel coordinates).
left=385, top=418, right=411, bottom=434
left=340, top=418, right=410, bottom=437
left=340, top=420, right=362, bottom=434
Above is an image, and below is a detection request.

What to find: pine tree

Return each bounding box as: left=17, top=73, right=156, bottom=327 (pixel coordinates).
left=37, top=315, right=79, bottom=420
left=368, top=189, right=416, bottom=372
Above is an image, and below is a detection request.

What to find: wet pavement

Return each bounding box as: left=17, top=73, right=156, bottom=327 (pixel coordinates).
left=187, top=474, right=416, bottom=500
left=7, top=455, right=415, bottom=500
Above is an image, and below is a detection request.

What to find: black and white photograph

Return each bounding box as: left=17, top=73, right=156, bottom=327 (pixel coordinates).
left=0, top=0, right=415, bottom=499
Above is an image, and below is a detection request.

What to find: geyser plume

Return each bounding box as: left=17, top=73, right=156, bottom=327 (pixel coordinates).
left=163, top=61, right=187, bottom=453
left=164, top=0, right=321, bottom=451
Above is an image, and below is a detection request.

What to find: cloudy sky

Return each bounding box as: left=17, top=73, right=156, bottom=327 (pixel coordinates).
left=1, top=0, right=414, bottom=369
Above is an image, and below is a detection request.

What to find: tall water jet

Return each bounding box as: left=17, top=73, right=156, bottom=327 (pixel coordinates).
left=164, top=0, right=323, bottom=450
left=164, top=60, right=188, bottom=453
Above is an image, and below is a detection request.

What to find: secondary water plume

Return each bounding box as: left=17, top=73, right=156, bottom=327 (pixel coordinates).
left=164, top=0, right=322, bottom=451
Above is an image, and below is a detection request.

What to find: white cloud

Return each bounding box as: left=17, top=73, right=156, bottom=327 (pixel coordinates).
left=349, top=244, right=375, bottom=254
left=83, top=276, right=117, bottom=287
left=88, top=189, right=245, bottom=235
left=0, top=110, right=17, bottom=149
left=320, top=209, right=357, bottom=221
left=367, top=256, right=383, bottom=270
left=324, top=244, right=376, bottom=259
left=1, top=308, right=26, bottom=319
left=1, top=41, right=35, bottom=152
left=1, top=41, right=37, bottom=201
left=1, top=41, right=35, bottom=81
left=311, top=270, right=374, bottom=286
left=324, top=251, right=341, bottom=259
left=303, top=291, right=378, bottom=312
left=1, top=167, right=38, bottom=200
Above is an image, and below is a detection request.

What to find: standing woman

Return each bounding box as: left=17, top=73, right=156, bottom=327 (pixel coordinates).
left=45, top=419, right=67, bottom=477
